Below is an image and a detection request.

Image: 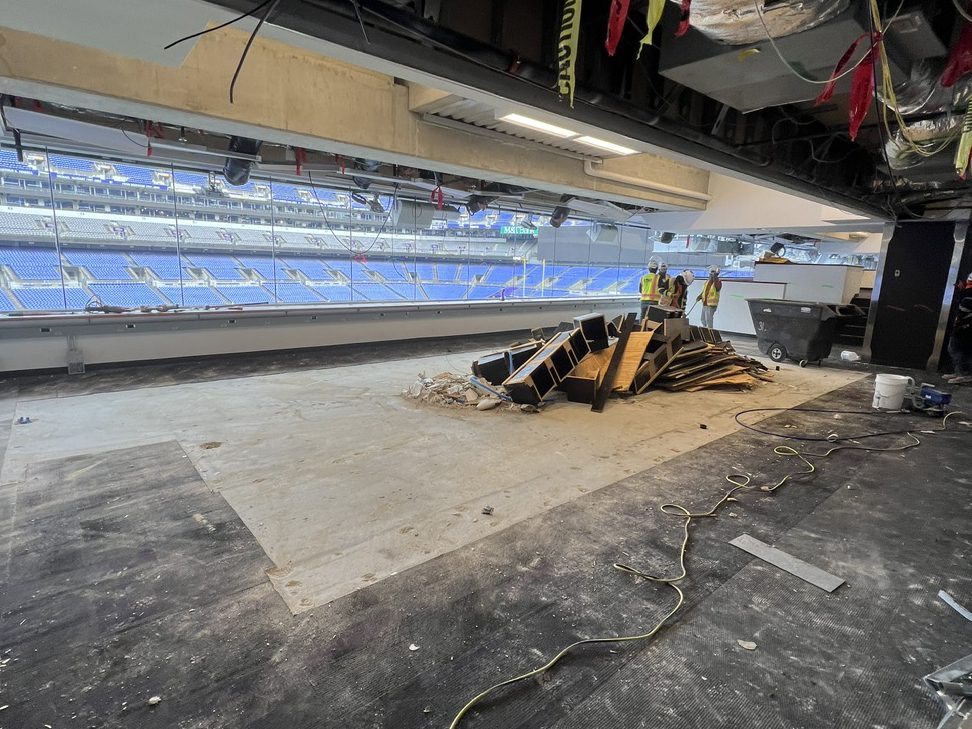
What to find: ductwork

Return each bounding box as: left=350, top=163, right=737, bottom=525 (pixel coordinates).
left=674, top=0, right=849, bottom=45
left=878, top=59, right=972, bottom=116
left=884, top=115, right=961, bottom=171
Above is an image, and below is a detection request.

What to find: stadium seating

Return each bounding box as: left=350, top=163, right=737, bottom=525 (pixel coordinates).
left=423, top=283, right=469, bottom=301
left=364, top=260, right=410, bottom=281
left=0, top=290, right=15, bottom=310
left=186, top=253, right=246, bottom=280
left=89, top=283, right=167, bottom=307
left=282, top=257, right=336, bottom=280
left=10, top=287, right=88, bottom=310
left=267, top=282, right=324, bottom=303
left=129, top=252, right=185, bottom=279
left=415, top=263, right=437, bottom=281
left=442, top=263, right=465, bottom=281
left=216, top=285, right=272, bottom=305
left=0, top=149, right=37, bottom=174
left=62, top=249, right=133, bottom=279
left=351, top=283, right=404, bottom=301
left=466, top=285, right=503, bottom=300
left=0, top=246, right=63, bottom=280
left=310, top=285, right=352, bottom=302
left=483, top=265, right=515, bottom=285
left=159, top=286, right=226, bottom=307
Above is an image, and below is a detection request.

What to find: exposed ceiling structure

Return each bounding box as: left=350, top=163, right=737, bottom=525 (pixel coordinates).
left=193, top=0, right=972, bottom=220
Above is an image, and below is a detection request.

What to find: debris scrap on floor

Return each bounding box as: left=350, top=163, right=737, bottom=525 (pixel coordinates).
left=407, top=308, right=774, bottom=412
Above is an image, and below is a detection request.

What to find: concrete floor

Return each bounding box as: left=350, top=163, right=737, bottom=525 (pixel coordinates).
left=1, top=343, right=864, bottom=611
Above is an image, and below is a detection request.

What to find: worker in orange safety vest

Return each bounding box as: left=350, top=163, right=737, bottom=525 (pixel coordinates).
left=697, top=266, right=722, bottom=328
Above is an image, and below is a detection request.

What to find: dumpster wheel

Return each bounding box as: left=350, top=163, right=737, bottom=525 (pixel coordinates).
left=768, top=342, right=787, bottom=363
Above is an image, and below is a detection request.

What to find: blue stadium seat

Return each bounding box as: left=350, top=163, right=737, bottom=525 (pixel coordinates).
left=158, top=286, right=226, bottom=307
left=216, top=286, right=272, bottom=305
left=467, top=285, right=503, bottom=300
left=129, top=252, right=185, bottom=279
left=236, top=255, right=289, bottom=281
left=385, top=282, right=420, bottom=299
left=282, top=258, right=335, bottom=280
left=10, top=287, right=91, bottom=310
left=415, top=263, right=437, bottom=281
left=186, top=253, right=245, bottom=280
left=268, top=282, right=324, bottom=303
left=351, top=283, right=404, bottom=301
left=364, top=260, right=410, bottom=281
left=483, top=265, right=515, bottom=285
left=586, top=268, right=622, bottom=292
left=0, top=289, right=15, bottom=311
left=62, top=249, right=133, bottom=280
left=0, top=246, right=63, bottom=280
left=310, top=285, right=352, bottom=302
left=0, top=149, right=38, bottom=174
left=89, top=283, right=167, bottom=307
left=423, top=283, right=469, bottom=301
left=435, top=263, right=458, bottom=281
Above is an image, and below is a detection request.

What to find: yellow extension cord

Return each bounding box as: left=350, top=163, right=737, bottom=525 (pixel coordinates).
left=447, top=411, right=968, bottom=729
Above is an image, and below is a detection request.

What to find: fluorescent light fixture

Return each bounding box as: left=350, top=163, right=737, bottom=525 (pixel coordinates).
left=575, top=135, right=639, bottom=155
left=498, top=113, right=577, bottom=139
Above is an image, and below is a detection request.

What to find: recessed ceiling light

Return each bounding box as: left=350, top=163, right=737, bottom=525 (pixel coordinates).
left=498, top=113, right=578, bottom=139
left=575, top=136, right=639, bottom=156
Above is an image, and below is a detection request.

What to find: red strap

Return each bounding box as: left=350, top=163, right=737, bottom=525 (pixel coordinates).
left=815, top=34, right=867, bottom=105
left=335, top=154, right=346, bottom=175
left=294, top=147, right=307, bottom=176
left=605, top=0, right=630, bottom=56
left=431, top=186, right=444, bottom=210
left=675, top=0, right=692, bottom=38
left=943, top=22, right=972, bottom=88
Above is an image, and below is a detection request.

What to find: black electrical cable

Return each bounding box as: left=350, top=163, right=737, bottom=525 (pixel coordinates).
left=733, top=407, right=966, bottom=443
left=229, top=0, right=281, bottom=104
left=305, top=169, right=398, bottom=256
left=163, top=0, right=276, bottom=50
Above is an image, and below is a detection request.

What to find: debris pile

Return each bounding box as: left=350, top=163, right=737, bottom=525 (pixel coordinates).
left=654, top=340, right=772, bottom=392
left=405, top=308, right=774, bottom=413
left=404, top=372, right=507, bottom=410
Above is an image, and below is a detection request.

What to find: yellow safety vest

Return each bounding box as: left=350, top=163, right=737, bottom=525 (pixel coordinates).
left=640, top=271, right=660, bottom=301
left=701, top=279, right=721, bottom=307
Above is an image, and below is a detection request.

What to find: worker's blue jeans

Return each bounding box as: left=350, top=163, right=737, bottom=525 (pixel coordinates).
left=949, top=335, right=972, bottom=376
left=640, top=300, right=657, bottom=319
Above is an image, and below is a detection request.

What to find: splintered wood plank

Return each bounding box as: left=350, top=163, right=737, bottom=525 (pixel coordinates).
left=572, top=344, right=616, bottom=379
left=610, top=331, right=654, bottom=392
left=592, top=313, right=635, bottom=412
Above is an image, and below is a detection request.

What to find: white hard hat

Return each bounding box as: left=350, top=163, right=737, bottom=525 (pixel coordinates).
left=708, top=265, right=719, bottom=274
left=682, top=270, right=695, bottom=285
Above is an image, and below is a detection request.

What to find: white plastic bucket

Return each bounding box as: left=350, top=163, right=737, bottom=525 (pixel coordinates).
left=872, top=373, right=914, bottom=410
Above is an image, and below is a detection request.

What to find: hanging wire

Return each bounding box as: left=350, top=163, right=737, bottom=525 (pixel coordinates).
left=752, top=0, right=905, bottom=85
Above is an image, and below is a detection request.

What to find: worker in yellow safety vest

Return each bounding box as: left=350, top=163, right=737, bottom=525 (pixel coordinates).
left=639, top=259, right=666, bottom=319
left=697, top=266, right=722, bottom=328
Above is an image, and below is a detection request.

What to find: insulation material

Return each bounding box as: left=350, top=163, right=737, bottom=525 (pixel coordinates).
left=884, top=115, right=961, bottom=170
left=879, top=59, right=972, bottom=116
left=671, top=0, right=849, bottom=46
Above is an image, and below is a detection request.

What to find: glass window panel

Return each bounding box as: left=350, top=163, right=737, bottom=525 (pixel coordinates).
left=2, top=146, right=68, bottom=311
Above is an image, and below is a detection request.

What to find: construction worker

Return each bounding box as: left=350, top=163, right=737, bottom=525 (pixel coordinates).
left=639, top=259, right=663, bottom=319
left=655, top=262, right=671, bottom=306
left=945, top=272, right=972, bottom=385
left=697, top=266, right=722, bottom=329
left=667, top=270, right=695, bottom=311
